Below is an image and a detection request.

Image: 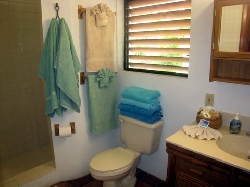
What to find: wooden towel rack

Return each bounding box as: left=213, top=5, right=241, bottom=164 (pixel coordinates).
left=80, top=72, right=88, bottom=85
left=78, top=5, right=86, bottom=19
left=78, top=5, right=116, bottom=19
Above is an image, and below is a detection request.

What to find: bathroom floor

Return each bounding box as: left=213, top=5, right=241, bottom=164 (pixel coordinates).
left=0, top=145, right=55, bottom=187
left=52, top=168, right=167, bottom=187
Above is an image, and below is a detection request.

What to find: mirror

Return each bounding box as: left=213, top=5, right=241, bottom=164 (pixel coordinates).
left=220, top=5, right=243, bottom=52
left=210, top=0, right=250, bottom=85
left=214, top=0, right=250, bottom=57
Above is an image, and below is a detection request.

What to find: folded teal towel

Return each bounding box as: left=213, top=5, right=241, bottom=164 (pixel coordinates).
left=120, top=98, right=160, bottom=110
left=88, top=69, right=118, bottom=135
left=55, top=18, right=81, bottom=115
left=121, top=86, right=160, bottom=103
left=38, top=18, right=61, bottom=117
left=118, top=103, right=162, bottom=117
left=119, top=110, right=162, bottom=124
left=39, top=18, right=81, bottom=117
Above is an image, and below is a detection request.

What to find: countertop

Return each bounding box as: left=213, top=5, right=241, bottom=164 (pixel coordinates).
left=166, top=122, right=250, bottom=172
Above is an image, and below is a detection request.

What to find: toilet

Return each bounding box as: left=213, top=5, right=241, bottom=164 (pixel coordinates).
left=89, top=115, right=164, bottom=187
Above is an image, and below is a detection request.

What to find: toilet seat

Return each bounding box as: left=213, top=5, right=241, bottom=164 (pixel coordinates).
left=90, top=147, right=135, bottom=177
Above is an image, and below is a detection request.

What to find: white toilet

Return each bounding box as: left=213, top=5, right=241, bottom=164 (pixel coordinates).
left=89, top=115, right=164, bottom=187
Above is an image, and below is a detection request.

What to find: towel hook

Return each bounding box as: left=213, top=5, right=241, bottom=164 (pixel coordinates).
left=55, top=3, right=60, bottom=19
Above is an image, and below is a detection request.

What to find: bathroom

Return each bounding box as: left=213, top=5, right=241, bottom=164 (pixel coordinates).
left=1, top=0, right=250, bottom=186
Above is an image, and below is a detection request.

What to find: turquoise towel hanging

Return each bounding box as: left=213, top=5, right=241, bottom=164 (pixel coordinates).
left=56, top=18, right=81, bottom=114
left=38, top=18, right=61, bottom=117
left=87, top=68, right=118, bottom=135
left=39, top=18, right=81, bottom=117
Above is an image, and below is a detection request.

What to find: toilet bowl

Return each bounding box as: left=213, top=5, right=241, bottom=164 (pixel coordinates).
left=89, top=147, right=141, bottom=187
left=89, top=115, right=164, bottom=187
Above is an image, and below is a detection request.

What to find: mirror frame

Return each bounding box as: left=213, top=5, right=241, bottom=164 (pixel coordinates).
left=213, top=0, right=250, bottom=59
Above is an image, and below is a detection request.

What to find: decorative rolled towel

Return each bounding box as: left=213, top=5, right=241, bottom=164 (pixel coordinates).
left=121, top=86, right=161, bottom=103
left=118, top=103, right=162, bottom=117
left=92, top=3, right=113, bottom=27
left=120, top=98, right=160, bottom=110
left=119, top=110, right=162, bottom=124
left=87, top=68, right=118, bottom=135
left=96, top=68, right=116, bottom=88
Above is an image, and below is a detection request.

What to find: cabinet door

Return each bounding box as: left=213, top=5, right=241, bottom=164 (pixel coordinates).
left=175, top=158, right=229, bottom=187
left=235, top=170, right=250, bottom=187
left=176, top=171, right=212, bottom=187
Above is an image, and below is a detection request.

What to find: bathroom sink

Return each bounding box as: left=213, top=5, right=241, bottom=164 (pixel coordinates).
left=216, top=135, right=250, bottom=161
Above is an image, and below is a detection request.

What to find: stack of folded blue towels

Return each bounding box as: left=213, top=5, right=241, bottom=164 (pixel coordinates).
left=118, top=86, right=163, bottom=124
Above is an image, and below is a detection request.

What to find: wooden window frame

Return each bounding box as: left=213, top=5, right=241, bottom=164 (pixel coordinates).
left=124, top=0, right=192, bottom=77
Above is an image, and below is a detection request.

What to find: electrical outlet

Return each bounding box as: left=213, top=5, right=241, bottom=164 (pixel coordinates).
left=205, top=93, right=214, bottom=106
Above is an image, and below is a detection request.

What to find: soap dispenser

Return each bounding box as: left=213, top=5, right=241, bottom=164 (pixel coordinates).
left=230, top=113, right=242, bottom=134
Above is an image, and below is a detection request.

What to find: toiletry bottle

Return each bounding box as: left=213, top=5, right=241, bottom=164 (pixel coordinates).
left=230, top=113, right=242, bottom=134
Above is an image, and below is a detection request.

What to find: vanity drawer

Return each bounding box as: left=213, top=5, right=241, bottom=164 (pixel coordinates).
left=176, top=157, right=229, bottom=187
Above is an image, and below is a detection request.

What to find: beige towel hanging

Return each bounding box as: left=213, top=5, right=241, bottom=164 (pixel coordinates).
left=85, top=4, right=115, bottom=72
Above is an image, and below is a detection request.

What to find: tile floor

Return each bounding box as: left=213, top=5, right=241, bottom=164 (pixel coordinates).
left=0, top=145, right=55, bottom=187
left=52, top=168, right=167, bottom=187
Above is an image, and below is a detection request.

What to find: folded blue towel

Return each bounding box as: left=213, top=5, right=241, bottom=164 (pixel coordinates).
left=120, top=98, right=160, bottom=110
left=121, top=86, right=160, bottom=103
left=118, top=103, right=162, bottom=117
left=120, top=110, right=162, bottom=124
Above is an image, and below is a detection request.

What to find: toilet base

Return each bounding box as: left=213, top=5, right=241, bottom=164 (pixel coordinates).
left=103, top=180, right=122, bottom=187
left=121, top=177, right=137, bottom=187
left=120, top=152, right=141, bottom=187
left=103, top=175, right=137, bottom=187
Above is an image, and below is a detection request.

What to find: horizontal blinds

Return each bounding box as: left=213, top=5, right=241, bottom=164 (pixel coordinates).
left=129, top=38, right=190, bottom=45
left=129, top=63, right=188, bottom=74
left=125, top=0, right=191, bottom=75
left=129, top=48, right=189, bottom=54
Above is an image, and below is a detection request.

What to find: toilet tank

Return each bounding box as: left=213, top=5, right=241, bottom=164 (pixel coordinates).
left=119, top=115, right=164, bottom=155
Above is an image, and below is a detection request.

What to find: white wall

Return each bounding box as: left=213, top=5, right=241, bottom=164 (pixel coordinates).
left=22, top=0, right=250, bottom=186
left=118, top=0, right=250, bottom=180
left=22, top=0, right=120, bottom=186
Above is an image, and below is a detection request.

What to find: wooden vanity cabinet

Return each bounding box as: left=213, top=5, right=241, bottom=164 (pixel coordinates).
left=166, top=142, right=250, bottom=187
left=231, top=168, right=250, bottom=187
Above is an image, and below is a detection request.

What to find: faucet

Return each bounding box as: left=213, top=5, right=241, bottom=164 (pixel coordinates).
left=246, top=132, right=250, bottom=136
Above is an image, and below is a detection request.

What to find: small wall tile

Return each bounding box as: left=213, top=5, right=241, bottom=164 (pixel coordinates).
left=0, top=0, right=51, bottom=163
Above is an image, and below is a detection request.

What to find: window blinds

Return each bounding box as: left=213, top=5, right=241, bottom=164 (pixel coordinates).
left=124, top=0, right=191, bottom=76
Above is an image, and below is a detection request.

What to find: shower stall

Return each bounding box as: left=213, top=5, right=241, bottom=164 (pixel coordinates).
left=0, top=0, right=54, bottom=185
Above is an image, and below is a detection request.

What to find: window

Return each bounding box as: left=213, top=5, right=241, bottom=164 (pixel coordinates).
left=124, top=0, right=192, bottom=77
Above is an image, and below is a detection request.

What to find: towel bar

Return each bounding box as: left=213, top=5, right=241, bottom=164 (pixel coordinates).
left=79, top=71, right=117, bottom=85
left=78, top=5, right=116, bottom=19
left=80, top=72, right=88, bottom=85
left=78, top=5, right=86, bottom=19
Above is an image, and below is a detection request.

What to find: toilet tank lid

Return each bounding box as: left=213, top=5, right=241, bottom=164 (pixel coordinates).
left=119, top=115, right=164, bottom=129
